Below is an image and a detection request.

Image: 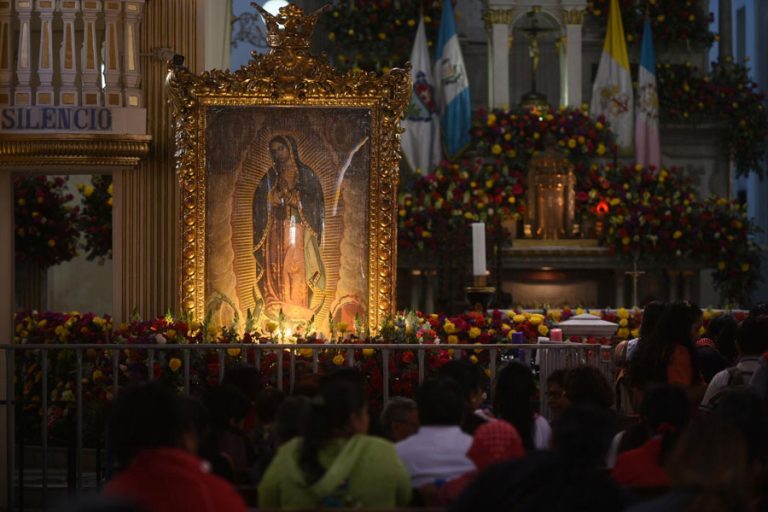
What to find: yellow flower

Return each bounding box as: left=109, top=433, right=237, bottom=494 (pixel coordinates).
left=575, top=307, right=585, bottom=315
left=699, top=326, right=706, bottom=336
left=92, top=369, right=103, bottom=381
left=469, top=355, right=479, bottom=364
left=332, top=354, right=345, bottom=366
left=506, top=149, right=517, bottom=158
left=673, top=230, right=682, bottom=239
left=538, top=324, right=549, bottom=336
left=622, top=236, right=631, bottom=245
left=92, top=316, right=106, bottom=326
left=491, top=144, right=502, bottom=155
left=362, top=348, right=375, bottom=357
left=617, top=327, right=630, bottom=339
left=443, top=321, right=456, bottom=334
left=619, top=318, right=628, bottom=327
left=617, top=308, right=629, bottom=319
left=447, top=334, right=459, bottom=345
left=474, top=342, right=484, bottom=354
left=717, top=261, right=726, bottom=271
left=166, top=329, right=177, bottom=339
left=227, top=348, right=241, bottom=357
left=513, top=314, right=527, bottom=324
left=299, top=348, right=314, bottom=358
left=107, top=183, right=113, bottom=195
left=568, top=138, right=577, bottom=148
left=169, top=358, right=182, bottom=372
left=657, top=14, right=665, bottom=22
left=107, top=197, right=113, bottom=207
left=486, top=114, right=497, bottom=126
left=407, top=18, right=416, bottom=27
left=83, top=185, right=94, bottom=197
left=529, top=314, right=544, bottom=326
left=48, top=239, right=56, bottom=247
left=265, top=321, right=278, bottom=334
left=468, top=327, right=482, bottom=339
left=741, top=263, right=750, bottom=272
left=18, top=198, right=26, bottom=206
left=630, top=328, right=640, bottom=338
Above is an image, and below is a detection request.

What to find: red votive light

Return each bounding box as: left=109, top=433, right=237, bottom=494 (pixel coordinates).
left=550, top=328, right=563, bottom=342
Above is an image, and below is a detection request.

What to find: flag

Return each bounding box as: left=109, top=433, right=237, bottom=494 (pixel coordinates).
left=434, top=0, right=471, bottom=159
left=590, top=0, right=633, bottom=150
left=401, top=15, right=442, bottom=174
left=635, top=18, right=661, bottom=168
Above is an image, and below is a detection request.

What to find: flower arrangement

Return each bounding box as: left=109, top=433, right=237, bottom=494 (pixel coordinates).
left=657, top=61, right=768, bottom=178
left=323, top=0, right=443, bottom=72
left=577, top=163, right=762, bottom=305
left=14, top=176, right=80, bottom=268
left=587, top=0, right=715, bottom=49
left=472, top=106, right=617, bottom=169
left=77, top=175, right=113, bottom=262
left=398, top=158, right=526, bottom=252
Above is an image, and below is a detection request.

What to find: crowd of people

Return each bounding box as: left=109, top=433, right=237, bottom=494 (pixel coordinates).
left=90, top=302, right=768, bottom=511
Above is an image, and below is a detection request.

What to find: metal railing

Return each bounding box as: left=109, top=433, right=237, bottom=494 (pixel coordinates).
left=0, top=341, right=614, bottom=510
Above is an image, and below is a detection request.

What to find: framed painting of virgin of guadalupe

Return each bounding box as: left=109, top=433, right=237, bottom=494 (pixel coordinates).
left=169, top=4, right=410, bottom=336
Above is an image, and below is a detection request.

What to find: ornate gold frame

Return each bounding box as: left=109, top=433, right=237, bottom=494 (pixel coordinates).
left=168, top=5, right=409, bottom=334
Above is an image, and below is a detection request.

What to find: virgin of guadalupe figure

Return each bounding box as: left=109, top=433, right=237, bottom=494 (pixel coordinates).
left=252, top=135, right=326, bottom=322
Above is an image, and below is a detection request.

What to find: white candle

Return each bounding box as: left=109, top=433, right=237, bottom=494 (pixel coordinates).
left=471, top=222, right=487, bottom=277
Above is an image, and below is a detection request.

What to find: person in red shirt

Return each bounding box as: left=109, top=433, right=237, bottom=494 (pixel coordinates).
left=612, top=384, right=690, bottom=489
left=103, top=382, right=247, bottom=512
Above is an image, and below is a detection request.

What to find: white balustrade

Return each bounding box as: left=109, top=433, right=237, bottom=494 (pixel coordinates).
left=0, top=0, right=145, bottom=117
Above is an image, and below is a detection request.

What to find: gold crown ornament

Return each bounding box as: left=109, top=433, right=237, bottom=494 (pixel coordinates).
left=252, top=3, right=330, bottom=50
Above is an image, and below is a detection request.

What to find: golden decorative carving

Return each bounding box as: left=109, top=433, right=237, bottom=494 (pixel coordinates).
left=483, top=8, right=515, bottom=29
left=526, top=138, right=577, bottom=240
left=168, top=3, right=410, bottom=334
left=562, top=8, right=586, bottom=25
left=0, top=133, right=151, bottom=167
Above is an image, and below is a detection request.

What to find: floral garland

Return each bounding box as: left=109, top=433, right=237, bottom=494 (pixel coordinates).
left=15, top=307, right=743, bottom=443
left=577, top=164, right=762, bottom=305
left=657, top=61, right=768, bottom=178
left=323, top=0, right=443, bottom=72
left=14, top=176, right=80, bottom=268
left=587, top=0, right=715, bottom=48
left=77, top=175, right=113, bottom=262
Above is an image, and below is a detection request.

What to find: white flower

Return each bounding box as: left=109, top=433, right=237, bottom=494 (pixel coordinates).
left=155, top=333, right=167, bottom=344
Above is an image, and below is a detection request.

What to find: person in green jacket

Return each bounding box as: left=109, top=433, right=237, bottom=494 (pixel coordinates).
left=258, top=370, right=412, bottom=508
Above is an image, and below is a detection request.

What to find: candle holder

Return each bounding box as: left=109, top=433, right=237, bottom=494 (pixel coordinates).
left=466, top=275, right=496, bottom=312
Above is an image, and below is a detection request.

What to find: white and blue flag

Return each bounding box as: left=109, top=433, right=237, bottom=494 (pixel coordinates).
left=635, top=18, right=661, bottom=168
left=401, top=15, right=442, bottom=174
left=434, top=0, right=471, bottom=159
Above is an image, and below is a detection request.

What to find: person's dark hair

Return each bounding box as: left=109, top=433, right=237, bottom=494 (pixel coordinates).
left=629, top=301, right=701, bottom=389
left=563, top=366, right=613, bottom=409
left=735, top=314, right=768, bottom=356
left=639, top=301, right=667, bottom=340
left=706, top=314, right=739, bottom=363
left=640, top=384, right=690, bottom=464
left=416, top=377, right=465, bottom=426
left=299, top=376, right=367, bottom=485
left=203, top=385, right=250, bottom=428
left=109, top=382, right=194, bottom=468
left=546, top=368, right=569, bottom=387
left=666, top=416, right=750, bottom=512
left=711, top=387, right=768, bottom=465
left=438, top=360, right=485, bottom=402
left=221, top=366, right=263, bottom=402
left=493, top=362, right=536, bottom=450
left=274, top=395, right=311, bottom=446
left=749, top=303, right=768, bottom=317
left=255, top=387, right=285, bottom=426
left=551, top=404, right=617, bottom=467
left=380, top=396, right=418, bottom=437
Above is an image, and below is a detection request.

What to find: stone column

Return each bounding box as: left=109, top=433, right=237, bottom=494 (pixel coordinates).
left=116, top=0, right=200, bottom=321
left=0, top=169, right=13, bottom=511
left=15, top=0, right=33, bottom=105
left=484, top=8, right=514, bottom=109
left=719, top=0, right=733, bottom=62
left=80, top=0, right=103, bottom=106
left=0, top=1, right=12, bottom=106
left=35, top=0, right=55, bottom=106
left=563, top=8, right=584, bottom=108
left=59, top=0, right=80, bottom=106
left=614, top=269, right=625, bottom=307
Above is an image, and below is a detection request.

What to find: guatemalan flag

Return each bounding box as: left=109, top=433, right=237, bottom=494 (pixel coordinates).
left=401, top=15, right=442, bottom=174
left=434, top=0, right=471, bottom=159
left=635, top=19, right=661, bottom=169
left=590, top=0, right=633, bottom=151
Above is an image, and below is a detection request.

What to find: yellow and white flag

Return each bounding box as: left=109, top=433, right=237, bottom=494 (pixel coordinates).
left=590, top=0, right=633, bottom=150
